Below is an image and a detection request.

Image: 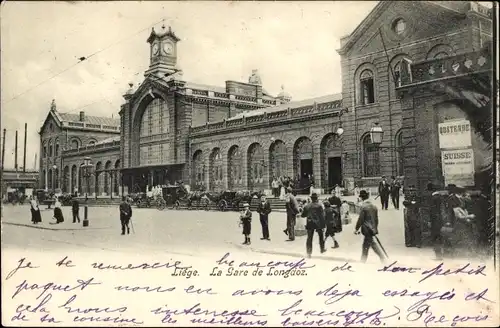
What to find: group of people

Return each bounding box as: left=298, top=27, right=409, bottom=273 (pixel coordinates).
left=29, top=195, right=79, bottom=225
left=29, top=194, right=134, bottom=236
left=238, top=187, right=386, bottom=263
left=377, top=176, right=402, bottom=210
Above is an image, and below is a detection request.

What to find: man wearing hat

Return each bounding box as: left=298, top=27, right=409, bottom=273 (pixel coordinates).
left=378, top=176, right=390, bottom=210
left=355, top=190, right=386, bottom=263
left=284, top=187, right=300, bottom=241
left=301, top=192, right=326, bottom=258
left=240, top=203, right=252, bottom=245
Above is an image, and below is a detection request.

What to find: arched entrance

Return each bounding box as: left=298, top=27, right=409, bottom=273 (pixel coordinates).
left=192, top=150, right=205, bottom=190
left=104, top=161, right=112, bottom=195
left=209, top=148, right=223, bottom=191
left=269, top=140, right=287, bottom=181
left=247, top=143, right=265, bottom=191
left=320, top=134, right=342, bottom=193
left=293, top=137, right=313, bottom=194
left=228, top=145, right=243, bottom=190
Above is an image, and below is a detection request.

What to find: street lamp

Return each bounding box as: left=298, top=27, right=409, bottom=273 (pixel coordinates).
left=369, top=122, right=384, bottom=145
left=81, top=156, right=93, bottom=227
left=52, top=164, right=57, bottom=191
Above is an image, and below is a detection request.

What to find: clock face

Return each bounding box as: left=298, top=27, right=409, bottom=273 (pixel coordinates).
left=152, top=43, right=159, bottom=55
left=163, top=43, right=173, bottom=55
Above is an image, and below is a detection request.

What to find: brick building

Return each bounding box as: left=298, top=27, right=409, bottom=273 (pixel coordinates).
left=42, top=1, right=493, bottom=197
left=38, top=100, right=121, bottom=197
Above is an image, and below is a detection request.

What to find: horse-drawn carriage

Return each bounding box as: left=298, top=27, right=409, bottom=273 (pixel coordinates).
left=213, top=190, right=265, bottom=211
left=156, top=185, right=191, bottom=210
left=130, top=192, right=155, bottom=208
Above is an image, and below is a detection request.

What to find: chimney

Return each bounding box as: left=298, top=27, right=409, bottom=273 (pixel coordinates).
left=23, top=123, right=27, bottom=173
left=79, top=111, right=85, bottom=122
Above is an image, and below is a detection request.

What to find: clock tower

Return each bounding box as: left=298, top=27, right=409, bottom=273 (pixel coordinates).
left=145, top=25, right=182, bottom=79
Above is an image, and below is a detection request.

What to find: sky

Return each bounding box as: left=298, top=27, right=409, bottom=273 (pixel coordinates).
left=1, top=1, right=377, bottom=170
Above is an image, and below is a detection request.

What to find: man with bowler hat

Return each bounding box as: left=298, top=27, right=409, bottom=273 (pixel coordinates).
left=256, top=195, right=272, bottom=240
left=284, top=187, right=300, bottom=241
left=378, top=176, right=390, bottom=210
left=119, top=196, right=133, bottom=235
left=355, top=190, right=386, bottom=263
left=302, top=192, right=326, bottom=258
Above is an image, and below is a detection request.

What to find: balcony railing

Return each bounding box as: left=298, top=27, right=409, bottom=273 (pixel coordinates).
left=189, top=98, right=343, bottom=135
left=63, top=121, right=119, bottom=132
left=62, top=140, right=120, bottom=155
left=401, top=50, right=492, bottom=87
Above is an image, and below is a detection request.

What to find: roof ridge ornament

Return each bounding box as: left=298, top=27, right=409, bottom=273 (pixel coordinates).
left=50, top=99, right=56, bottom=111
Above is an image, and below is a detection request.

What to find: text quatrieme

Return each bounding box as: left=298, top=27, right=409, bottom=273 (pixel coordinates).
left=4, top=254, right=495, bottom=327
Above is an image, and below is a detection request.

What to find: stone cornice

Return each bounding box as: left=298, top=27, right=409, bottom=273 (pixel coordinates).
left=189, top=106, right=345, bottom=138
left=181, top=94, right=268, bottom=109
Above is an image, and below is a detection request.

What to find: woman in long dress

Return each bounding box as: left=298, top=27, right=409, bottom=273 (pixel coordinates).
left=279, top=185, right=286, bottom=200
left=30, top=197, right=42, bottom=224
left=53, top=197, right=65, bottom=224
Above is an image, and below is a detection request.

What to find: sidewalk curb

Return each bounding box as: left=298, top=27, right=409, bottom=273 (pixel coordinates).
left=1, top=221, right=110, bottom=231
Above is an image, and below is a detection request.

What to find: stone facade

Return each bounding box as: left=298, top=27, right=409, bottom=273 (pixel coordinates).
left=38, top=100, right=121, bottom=196
left=39, top=1, right=493, bottom=198
left=336, top=1, right=492, bottom=189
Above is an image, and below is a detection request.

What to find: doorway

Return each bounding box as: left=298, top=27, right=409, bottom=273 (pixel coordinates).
left=300, top=159, right=313, bottom=177
left=328, top=157, right=342, bottom=192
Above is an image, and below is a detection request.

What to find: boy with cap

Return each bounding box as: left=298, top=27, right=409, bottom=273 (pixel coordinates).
left=240, top=203, right=252, bottom=245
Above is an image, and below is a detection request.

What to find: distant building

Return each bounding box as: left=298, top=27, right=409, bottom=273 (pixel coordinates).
left=40, top=1, right=493, bottom=196
left=38, top=100, right=120, bottom=196
left=2, top=169, right=39, bottom=196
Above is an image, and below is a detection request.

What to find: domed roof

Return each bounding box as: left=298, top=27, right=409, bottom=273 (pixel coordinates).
left=277, top=85, right=291, bottom=100
left=248, top=69, right=262, bottom=85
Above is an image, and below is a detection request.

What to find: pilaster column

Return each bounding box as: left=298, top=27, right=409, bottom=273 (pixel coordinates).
left=312, top=143, right=322, bottom=192
left=286, top=144, right=294, bottom=180
left=242, top=150, right=248, bottom=190
left=204, top=152, right=210, bottom=191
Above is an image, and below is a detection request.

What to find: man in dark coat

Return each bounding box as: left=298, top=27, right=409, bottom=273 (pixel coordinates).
left=378, top=176, right=390, bottom=210
left=355, top=190, right=386, bottom=263
left=284, top=187, right=299, bottom=241
left=119, top=196, right=133, bottom=235
left=390, top=176, right=401, bottom=210
left=72, top=198, right=80, bottom=223
left=301, top=193, right=326, bottom=258
left=256, top=195, right=272, bottom=240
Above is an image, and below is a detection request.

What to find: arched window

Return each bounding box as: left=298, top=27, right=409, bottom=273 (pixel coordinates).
left=43, top=144, right=47, bottom=158
left=433, top=52, right=448, bottom=59
left=88, top=141, right=96, bottom=147
left=192, top=151, right=205, bottom=189
left=394, top=58, right=412, bottom=87
left=48, top=140, right=53, bottom=157
left=395, top=131, right=404, bottom=176
left=210, top=148, right=223, bottom=190
left=71, top=139, right=79, bottom=150
left=362, top=134, right=380, bottom=177
left=139, top=98, right=170, bottom=165
left=359, top=70, right=375, bottom=105
left=228, top=146, right=243, bottom=190
left=55, top=140, right=60, bottom=156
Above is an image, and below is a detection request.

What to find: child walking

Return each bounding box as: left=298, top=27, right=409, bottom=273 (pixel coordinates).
left=324, top=200, right=342, bottom=248
left=240, top=203, right=252, bottom=245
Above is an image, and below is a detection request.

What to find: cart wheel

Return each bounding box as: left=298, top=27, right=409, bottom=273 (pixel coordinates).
left=218, top=200, right=227, bottom=212
left=174, top=201, right=180, bottom=210
left=157, top=199, right=166, bottom=211
left=136, top=200, right=142, bottom=208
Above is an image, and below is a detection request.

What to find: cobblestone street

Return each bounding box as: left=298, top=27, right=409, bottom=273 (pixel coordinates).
left=2, top=202, right=435, bottom=265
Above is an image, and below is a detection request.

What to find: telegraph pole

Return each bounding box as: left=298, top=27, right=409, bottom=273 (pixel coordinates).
left=15, top=130, right=18, bottom=171
left=1, top=129, right=5, bottom=169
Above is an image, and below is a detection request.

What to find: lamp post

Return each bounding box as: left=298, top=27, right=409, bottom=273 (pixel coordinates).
left=52, top=164, right=57, bottom=192
left=81, top=156, right=93, bottom=227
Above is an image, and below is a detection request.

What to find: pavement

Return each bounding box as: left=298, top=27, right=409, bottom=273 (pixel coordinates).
left=1, top=200, right=439, bottom=266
